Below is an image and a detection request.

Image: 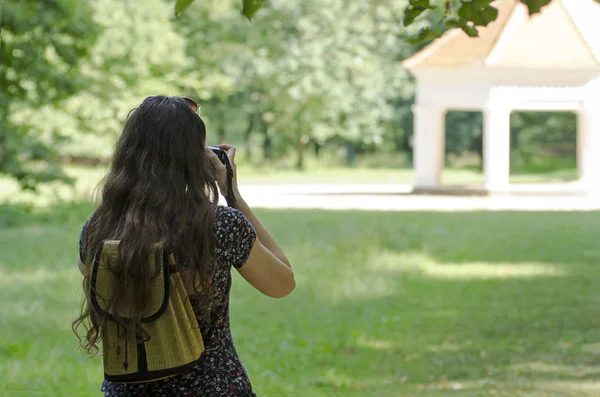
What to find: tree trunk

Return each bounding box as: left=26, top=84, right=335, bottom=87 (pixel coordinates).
left=472, top=129, right=483, bottom=170
left=510, top=125, right=520, bottom=168
left=468, top=115, right=484, bottom=170
left=262, top=127, right=272, bottom=160
left=403, top=114, right=413, bottom=162
left=216, top=106, right=227, bottom=143
left=293, top=108, right=309, bottom=170
left=510, top=125, right=519, bottom=151
left=296, top=134, right=306, bottom=170
left=344, top=140, right=356, bottom=167
left=244, top=113, right=255, bottom=161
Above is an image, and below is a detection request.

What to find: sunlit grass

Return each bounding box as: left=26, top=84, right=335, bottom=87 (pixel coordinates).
left=534, top=380, right=600, bottom=394
left=0, top=163, right=579, bottom=207
left=0, top=267, right=78, bottom=286
left=372, top=251, right=566, bottom=279
left=2, top=204, right=599, bottom=396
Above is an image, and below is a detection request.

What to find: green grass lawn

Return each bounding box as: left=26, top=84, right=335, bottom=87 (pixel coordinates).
left=1, top=201, right=599, bottom=396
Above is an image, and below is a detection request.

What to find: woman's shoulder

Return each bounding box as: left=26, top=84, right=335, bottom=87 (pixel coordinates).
left=214, top=206, right=256, bottom=269
left=215, top=205, right=248, bottom=226
left=214, top=206, right=256, bottom=240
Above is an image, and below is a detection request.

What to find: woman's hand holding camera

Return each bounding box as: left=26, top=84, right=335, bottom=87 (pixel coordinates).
left=205, top=144, right=294, bottom=298
left=205, top=144, right=241, bottom=201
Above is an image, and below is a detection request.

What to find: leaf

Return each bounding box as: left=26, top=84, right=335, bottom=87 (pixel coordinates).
left=242, top=0, right=264, bottom=21
left=475, top=5, right=498, bottom=27
left=409, top=0, right=431, bottom=7
left=405, top=26, right=442, bottom=44
left=403, top=7, right=426, bottom=26
left=484, top=6, right=499, bottom=25
left=458, top=1, right=497, bottom=27
left=445, top=18, right=461, bottom=28
left=403, top=0, right=436, bottom=27
left=522, top=0, right=552, bottom=15
left=461, top=24, right=479, bottom=37
left=174, top=0, right=194, bottom=16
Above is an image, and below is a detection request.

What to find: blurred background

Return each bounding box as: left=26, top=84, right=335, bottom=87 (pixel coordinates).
left=0, top=0, right=579, bottom=202
left=2, top=1, right=599, bottom=397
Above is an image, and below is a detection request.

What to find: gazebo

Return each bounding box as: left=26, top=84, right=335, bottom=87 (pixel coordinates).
left=403, top=0, right=600, bottom=194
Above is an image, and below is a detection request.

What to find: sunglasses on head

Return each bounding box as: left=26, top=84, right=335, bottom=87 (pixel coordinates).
left=181, top=96, right=201, bottom=114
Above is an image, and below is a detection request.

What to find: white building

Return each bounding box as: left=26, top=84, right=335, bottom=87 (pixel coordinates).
left=403, top=0, right=600, bottom=194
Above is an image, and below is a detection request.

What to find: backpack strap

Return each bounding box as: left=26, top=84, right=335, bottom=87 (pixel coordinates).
left=89, top=240, right=172, bottom=323
left=167, top=252, right=178, bottom=274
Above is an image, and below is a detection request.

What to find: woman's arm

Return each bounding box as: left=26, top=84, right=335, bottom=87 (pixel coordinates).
left=206, top=146, right=295, bottom=298
left=234, top=198, right=291, bottom=269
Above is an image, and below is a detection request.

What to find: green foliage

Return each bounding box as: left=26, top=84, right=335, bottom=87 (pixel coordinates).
left=173, top=0, right=264, bottom=19
left=510, top=111, right=576, bottom=170
left=402, top=0, right=552, bottom=43
left=445, top=111, right=483, bottom=162
left=241, top=0, right=265, bottom=20
left=403, top=0, right=435, bottom=27
left=1, top=0, right=99, bottom=189
left=247, top=0, right=403, bottom=166
left=12, top=0, right=192, bottom=159
left=2, top=0, right=580, bottom=189
left=175, top=0, right=194, bottom=15
left=526, top=0, right=554, bottom=14
left=443, top=111, right=576, bottom=175
left=173, top=0, right=410, bottom=169
left=172, top=0, right=554, bottom=44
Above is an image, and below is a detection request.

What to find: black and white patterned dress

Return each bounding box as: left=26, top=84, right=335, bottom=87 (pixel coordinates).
left=78, top=206, right=258, bottom=397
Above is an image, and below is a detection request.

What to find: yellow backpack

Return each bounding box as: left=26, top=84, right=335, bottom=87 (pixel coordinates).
left=89, top=240, right=204, bottom=383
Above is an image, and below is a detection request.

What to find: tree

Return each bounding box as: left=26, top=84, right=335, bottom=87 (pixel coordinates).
left=12, top=0, right=193, bottom=161
left=173, top=0, right=408, bottom=169
left=401, top=0, right=555, bottom=43
left=174, top=0, right=257, bottom=147
left=510, top=111, right=576, bottom=171
left=172, top=0, right=556, bottom=44
left=174, top=0, right=264, bottom=20
left=243, top=0, right=405, bottom=169
left=1, top=0, right=99, bottom=189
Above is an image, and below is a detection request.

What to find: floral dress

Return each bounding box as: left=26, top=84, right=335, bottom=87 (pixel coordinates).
left=78, top=206, right=258, bottom=397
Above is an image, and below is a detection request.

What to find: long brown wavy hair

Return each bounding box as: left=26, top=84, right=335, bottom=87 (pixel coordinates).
left=73, top=95, right=219, bottom=355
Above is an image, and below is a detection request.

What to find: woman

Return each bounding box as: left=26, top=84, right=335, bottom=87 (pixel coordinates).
left=73, top=95, right=295, bottom=396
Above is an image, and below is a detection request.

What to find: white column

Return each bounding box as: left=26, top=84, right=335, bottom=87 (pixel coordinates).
left=412, top=105, right=446, bottom=188
left=578, top=108, right=600, bottom=192
left=483, top=107, right=511, bottom=192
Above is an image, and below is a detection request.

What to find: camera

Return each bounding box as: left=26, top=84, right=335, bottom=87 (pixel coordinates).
left=208, top=146, right=236, bottom=207
left=209, top=146, right=230, bottom=167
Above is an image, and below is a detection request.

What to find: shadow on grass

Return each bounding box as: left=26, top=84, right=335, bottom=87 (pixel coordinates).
left=233, top=209, right=600, bottom=396
left=2, top=203, right=600, bottom=396
left=277, top=271, right=600, bottom=395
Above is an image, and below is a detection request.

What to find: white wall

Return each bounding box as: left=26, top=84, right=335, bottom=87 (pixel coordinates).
left=410, top=66, right=600, bottom=191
